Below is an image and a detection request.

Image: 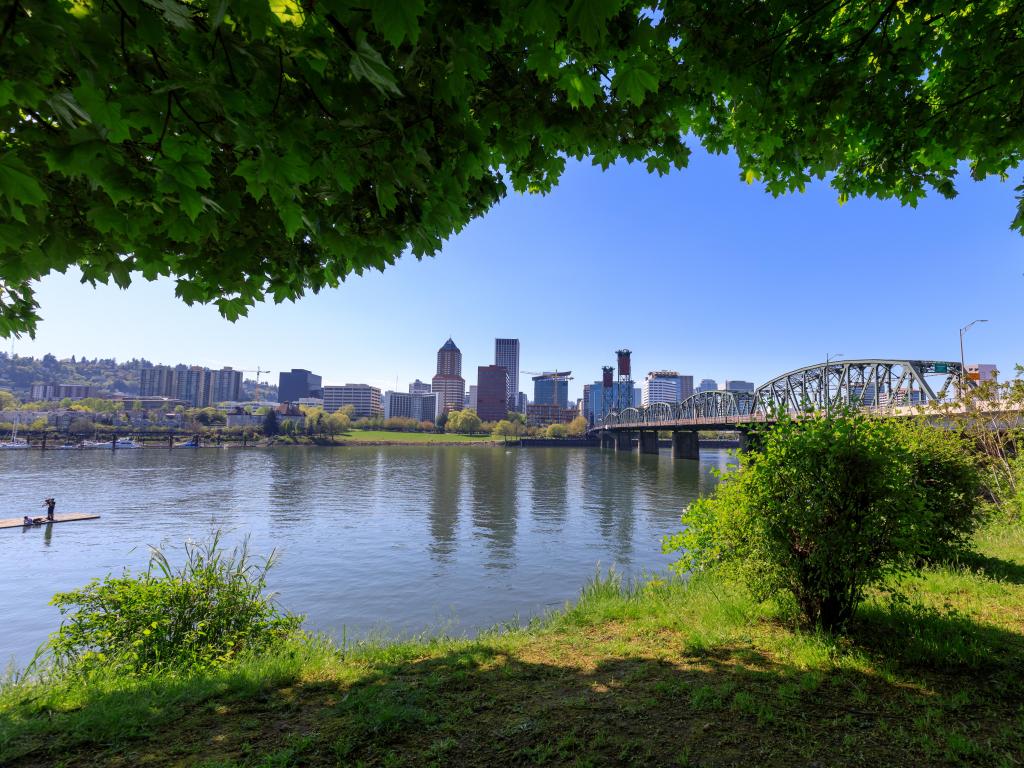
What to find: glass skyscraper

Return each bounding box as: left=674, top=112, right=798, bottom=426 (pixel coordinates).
left=494, top=338, right=519, bottom=410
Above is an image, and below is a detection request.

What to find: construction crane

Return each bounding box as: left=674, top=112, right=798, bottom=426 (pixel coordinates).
left=240, top=368, right=272, bottom=401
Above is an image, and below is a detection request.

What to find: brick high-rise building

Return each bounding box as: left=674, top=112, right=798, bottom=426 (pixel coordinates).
left=432, top=338, right=465, bottom=413
left=476, top=365, right=509, bottom=422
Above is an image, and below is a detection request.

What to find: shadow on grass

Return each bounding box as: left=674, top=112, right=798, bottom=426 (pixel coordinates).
left=950, top=550, right=1024, bottom=585
left=4, top=603, right=1024, bottom=768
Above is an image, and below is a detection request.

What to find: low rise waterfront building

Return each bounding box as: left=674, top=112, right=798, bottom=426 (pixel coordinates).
left=526, top=403, right=578, bottom=427
left=383, top=390, right=439, bottom=422
left=322, top=384, right=383, bottom=418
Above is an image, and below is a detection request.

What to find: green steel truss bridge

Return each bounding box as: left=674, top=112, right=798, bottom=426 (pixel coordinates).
left=592, top=360, right=972, bottom=456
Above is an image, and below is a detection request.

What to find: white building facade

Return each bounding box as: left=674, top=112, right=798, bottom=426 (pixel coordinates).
left=322, top=384, right=382, bottom=418
left=383, top=391, right=439, bottom=422
left=642, top=371, right=694, bottom=405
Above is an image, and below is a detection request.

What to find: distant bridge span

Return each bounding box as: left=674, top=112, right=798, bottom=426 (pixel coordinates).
left=591, top=359, right=971, bottom=457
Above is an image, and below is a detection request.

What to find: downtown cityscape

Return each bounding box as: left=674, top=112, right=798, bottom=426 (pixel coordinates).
left=0, top=337, right=768, bottom=438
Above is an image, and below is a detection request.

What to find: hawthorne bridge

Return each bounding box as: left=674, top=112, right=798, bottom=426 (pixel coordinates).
left=591, top=359, right=972, bottom=459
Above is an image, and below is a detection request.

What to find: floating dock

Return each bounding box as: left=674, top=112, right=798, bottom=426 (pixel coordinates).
left=0, top=513, right=101, bottom=530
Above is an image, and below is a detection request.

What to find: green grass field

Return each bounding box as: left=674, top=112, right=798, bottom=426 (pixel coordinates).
left=3, top=521, right=1023, bottom=767
left=338, top=430, right=498, bottom=444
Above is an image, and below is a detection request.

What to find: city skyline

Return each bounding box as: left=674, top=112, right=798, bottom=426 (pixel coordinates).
left=9, top=151, right=1020, bottom=400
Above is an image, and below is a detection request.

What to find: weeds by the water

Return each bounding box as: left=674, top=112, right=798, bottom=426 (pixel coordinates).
left=46, top=533, right=301, bottom=676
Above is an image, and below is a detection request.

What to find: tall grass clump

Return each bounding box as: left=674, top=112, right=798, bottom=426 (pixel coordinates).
left=664, top=413, right=983, bottom=631
left=47, top=533, right=301, bottom=676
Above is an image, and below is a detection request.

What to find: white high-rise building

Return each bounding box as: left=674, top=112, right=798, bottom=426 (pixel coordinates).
left=642, top=371, right=694, bottom=405
left=494, top=338, right=520, bottom=410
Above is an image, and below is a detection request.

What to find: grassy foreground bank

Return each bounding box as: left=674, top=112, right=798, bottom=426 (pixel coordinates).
left=2, top=522, right=1023, bottom=768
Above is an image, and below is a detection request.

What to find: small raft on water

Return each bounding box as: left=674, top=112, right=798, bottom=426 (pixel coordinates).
left=0, top=513, right=101, bottom=530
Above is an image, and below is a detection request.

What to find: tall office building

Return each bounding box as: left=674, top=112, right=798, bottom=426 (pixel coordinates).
left=207, top=367, right=242, bottom=404
left=516, top=392, right=527, bottom=414
left=408, top=379, right=432, bottom=394
left=140, top=364, right=239, bottom=407
left=467, top=385, right=479, bottom=410
left=279, top=369, right=322, bottom=403
left=436, top=338, right=462, bottom=376
left=476, top=365, right=509, bottom=422
left=532, top=372, right=570, bottom=409
left=697, top=378, right=718, bottom=393
left=723, top=380, right=755, bottom=392
left=432, top=338, right=465, bottom=413
left=642, top=371, right=694, bottom=405
left=494, top=338, right=520, bottom=410
left=322, top=384, right=382, bottom=418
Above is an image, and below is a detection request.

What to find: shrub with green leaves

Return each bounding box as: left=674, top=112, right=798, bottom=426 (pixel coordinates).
left=664, top=414, right=982, bottom=631
left=48, top=534, right=301, bottom=675
left=895, top=420, right=984, bottom=559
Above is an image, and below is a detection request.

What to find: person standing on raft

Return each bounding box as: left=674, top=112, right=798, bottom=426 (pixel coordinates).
left=43, top=497, right=55, bottom=521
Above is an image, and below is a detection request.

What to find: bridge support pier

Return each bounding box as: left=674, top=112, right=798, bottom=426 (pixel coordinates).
left=671, top=430, right=699, bottom=460
left=600, top=433, right=613, bottom=450
left=638, top=430, right=659, bottom=455
left=614, top=431, right=633, bottom=452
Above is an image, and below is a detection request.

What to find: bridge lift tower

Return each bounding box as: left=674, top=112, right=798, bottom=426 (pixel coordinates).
left=615, top=349, right=634, bottom=413
left=601, top=365, right=615, bottom=422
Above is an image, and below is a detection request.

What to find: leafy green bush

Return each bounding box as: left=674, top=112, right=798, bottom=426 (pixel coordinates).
left=895, top=420, right=984, bottom=559
left=48, top=534, right=301, bottom=675
left=664, top=414, right=982, bottom=631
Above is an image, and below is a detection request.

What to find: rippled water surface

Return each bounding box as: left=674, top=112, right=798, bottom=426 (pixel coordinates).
left=0, top=445, right=732, bottom=667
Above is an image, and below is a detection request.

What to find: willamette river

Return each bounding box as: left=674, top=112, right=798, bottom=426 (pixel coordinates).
left=0, top=445, right=732, bottom=668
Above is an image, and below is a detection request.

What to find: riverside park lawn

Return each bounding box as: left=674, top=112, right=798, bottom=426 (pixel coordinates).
left=337, top=430, right=497, bottom=444
left=2, top=521, right=1023, bottom=768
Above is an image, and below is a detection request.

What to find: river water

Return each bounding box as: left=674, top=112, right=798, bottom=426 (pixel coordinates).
left=0, top=445, right=732, bottom=669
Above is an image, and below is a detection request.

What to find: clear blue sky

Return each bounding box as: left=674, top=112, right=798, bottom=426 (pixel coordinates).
left=11, top=149, right=1022, bottom=401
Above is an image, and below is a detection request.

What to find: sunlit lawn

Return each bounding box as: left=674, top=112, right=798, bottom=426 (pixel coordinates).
left=337, top=430, right=498, bottom=443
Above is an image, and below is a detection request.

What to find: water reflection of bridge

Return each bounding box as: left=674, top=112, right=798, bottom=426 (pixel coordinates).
left=591, top=359, right=971, bottom=459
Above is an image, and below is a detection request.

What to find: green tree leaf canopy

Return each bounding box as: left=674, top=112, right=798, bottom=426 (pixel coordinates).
left=2, top=0, right=1021, bottom=335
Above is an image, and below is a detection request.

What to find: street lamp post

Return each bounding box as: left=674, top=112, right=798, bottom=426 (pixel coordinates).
left=824, top=353, right=842, bottom=417
left=959, top=320, right=988, bottom=400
